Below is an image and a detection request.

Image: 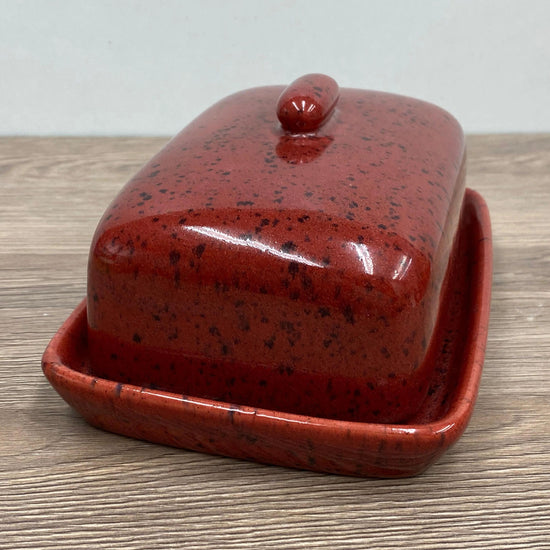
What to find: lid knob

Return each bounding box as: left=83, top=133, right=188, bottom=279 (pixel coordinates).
left=276, top=74, right=339, bottom=133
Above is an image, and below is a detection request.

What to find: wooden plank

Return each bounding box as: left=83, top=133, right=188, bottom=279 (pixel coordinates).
left=1, top=136, right=549, bottom=549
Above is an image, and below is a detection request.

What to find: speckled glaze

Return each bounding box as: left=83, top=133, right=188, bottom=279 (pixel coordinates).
left=42, top=189, right=492, bottom=478
left=85, top=74, right=466, bottom=425
left=42, top=74, right=493, bottom=476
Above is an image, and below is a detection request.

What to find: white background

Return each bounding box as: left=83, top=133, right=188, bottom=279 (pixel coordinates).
left=1, top=0, right=549, bottom=135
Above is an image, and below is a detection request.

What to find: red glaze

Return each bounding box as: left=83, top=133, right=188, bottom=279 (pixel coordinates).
left=276, top=74, right=339, bottom=133
left=86, top=75, right=466, bottom=424
left=42, top=189, right=492, bottom=478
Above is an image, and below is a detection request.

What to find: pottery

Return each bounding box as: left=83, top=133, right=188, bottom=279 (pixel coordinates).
left=43, top=74, right=492, bottom=477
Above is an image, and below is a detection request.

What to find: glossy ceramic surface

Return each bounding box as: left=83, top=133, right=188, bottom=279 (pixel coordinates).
left=42, top=189, right=492, bottom=478
left=86, top=74, right=467, bottom=424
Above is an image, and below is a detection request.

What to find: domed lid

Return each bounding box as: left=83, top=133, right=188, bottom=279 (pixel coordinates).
left=92, top=73, right=465, bottom=313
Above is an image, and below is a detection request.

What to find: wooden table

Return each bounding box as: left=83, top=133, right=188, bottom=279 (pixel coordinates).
left=1, top=136, right=549, bottom=549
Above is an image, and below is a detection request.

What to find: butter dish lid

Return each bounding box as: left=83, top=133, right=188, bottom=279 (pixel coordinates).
left=94, top=72, right=465, bottom=295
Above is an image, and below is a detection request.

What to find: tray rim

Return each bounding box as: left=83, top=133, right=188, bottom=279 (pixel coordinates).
left=42, top=188, right=492, bottom=477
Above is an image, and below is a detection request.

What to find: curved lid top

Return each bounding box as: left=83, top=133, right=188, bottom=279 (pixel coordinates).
left=93, top=73, right=465, bottom=304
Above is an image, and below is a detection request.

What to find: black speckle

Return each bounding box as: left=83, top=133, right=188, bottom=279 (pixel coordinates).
left=277, top=365, right=295, bottom=376
left=133, top=333, right=142, bottom=344
left=238, top=313, right=250, bottom=332
left=148, top=170, right=160, bottom=177
left=193, top=244, right=206, bottom=258
left=169, top=250, right=181, bottom=265
left=300, top=274, right=313, bottom=291
left=228, top=405, right=239, bottom=424
left=288, top=261, right=299, bottom=277
left=281, top=241, right=297, bottom=253
left=343, top=304, right=355, bottom=324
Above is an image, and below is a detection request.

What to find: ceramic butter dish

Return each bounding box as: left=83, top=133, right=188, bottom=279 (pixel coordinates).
left=43, top=74, right=492, bottom=477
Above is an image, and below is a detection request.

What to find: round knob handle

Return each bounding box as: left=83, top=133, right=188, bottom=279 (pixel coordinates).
left=276, top=74, right=339, bottom=133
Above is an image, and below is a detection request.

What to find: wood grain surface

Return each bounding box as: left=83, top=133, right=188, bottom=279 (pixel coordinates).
left=1, top=136, right=549, bottom=549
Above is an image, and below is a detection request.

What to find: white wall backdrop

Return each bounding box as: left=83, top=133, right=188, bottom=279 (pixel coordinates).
left=1, top=0, right=549, bottom=135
